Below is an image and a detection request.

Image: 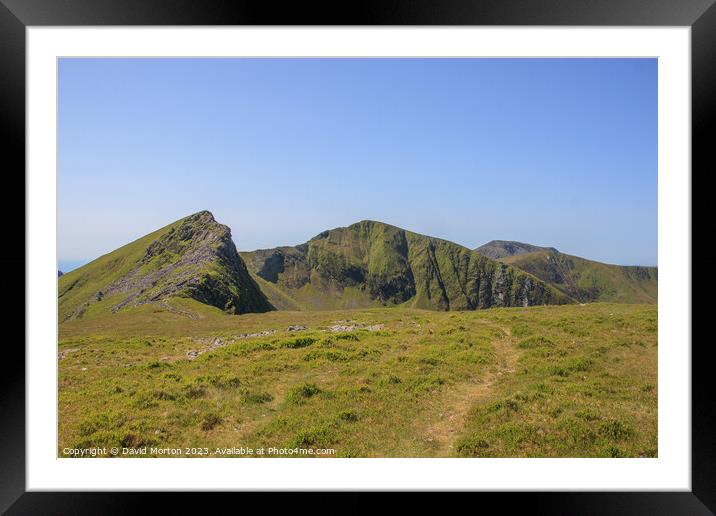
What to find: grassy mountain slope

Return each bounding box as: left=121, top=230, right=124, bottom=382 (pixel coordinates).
left=475, top=242, right=657, bottom=304
left=241, top=221, right=572, bottom=311
left=58, top=211, right=273, bottom=322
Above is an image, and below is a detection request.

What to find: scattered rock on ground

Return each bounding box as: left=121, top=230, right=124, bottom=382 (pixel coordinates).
left=287, top=325, right=307, bottom=332
left=237, top=330, right=276, bottom=338
left=328, top=323, right=384, bottom=332
left=58, top=348, right=79, bottom=360
left=188, top=329, right=277, bottom=360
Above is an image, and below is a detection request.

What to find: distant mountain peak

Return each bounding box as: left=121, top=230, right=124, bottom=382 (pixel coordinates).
left=242, top=222, right=571, bottom=311
left=58, top=211, right=273, bottom=321
left=311, top=220, right=397, bottom=240
left=476, top=240, right=657, bottom=304
left=475, top=240, right=557, bottom=260
left=192, top=209, right=215, bottom=221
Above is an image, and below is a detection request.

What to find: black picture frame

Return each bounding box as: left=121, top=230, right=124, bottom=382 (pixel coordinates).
left=1, top=0, right=710, bottom=512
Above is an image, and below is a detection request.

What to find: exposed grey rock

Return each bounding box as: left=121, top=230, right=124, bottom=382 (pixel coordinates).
left=328, top=323, right=384, bottom=332
left=58, top=348, right=79, bottom=360
left=188, top=329, right=278, bottom=360
left=61, top=211, right=274, bottom=322
left=237, top=330, right=275, bottom=338
left=475, top=240, right=557, bottom=260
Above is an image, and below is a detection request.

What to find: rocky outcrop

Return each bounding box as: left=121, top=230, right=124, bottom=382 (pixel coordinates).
left=475, top=240, right=556, bottom=260
left=58, top=211, right=273, bottom=321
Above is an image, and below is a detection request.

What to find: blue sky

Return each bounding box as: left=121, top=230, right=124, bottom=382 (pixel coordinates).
left=58, top=58, right=657, bottom=271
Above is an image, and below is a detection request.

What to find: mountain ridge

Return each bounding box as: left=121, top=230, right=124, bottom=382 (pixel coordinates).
left=59, top=214, right=657, bottom=322
left=241, top=220, right=572, bottom=311
left=473, top=240, right=657, bottom=303
left=58, top=211, right=273, bottom=321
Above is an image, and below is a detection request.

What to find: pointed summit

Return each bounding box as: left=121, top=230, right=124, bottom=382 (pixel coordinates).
left=58, top=211, right=273, bottom=321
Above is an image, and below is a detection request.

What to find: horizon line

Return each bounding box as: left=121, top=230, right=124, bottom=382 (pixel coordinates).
left=57, top=213, right=659, bottom=272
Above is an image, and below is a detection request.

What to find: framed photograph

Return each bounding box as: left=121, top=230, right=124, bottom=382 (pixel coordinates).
left=3, top=0, right=711, bottom=511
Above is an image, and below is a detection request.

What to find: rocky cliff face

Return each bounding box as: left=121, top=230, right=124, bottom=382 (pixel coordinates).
left=242, top=221, right=571, bottom=311
left=58, top=211, right=273, bottom=321
left=475, top=240, right=556, bottom=260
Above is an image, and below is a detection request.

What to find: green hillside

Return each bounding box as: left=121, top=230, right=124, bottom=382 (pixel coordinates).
left=241, top=221, right=572, bottom=311
left=58, top=211, right=273, bottom=322
left=477, top=243, right=657, bottom=304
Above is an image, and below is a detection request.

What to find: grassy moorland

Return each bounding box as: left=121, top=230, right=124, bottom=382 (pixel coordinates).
left=58, top=301, right=657, bottom=458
